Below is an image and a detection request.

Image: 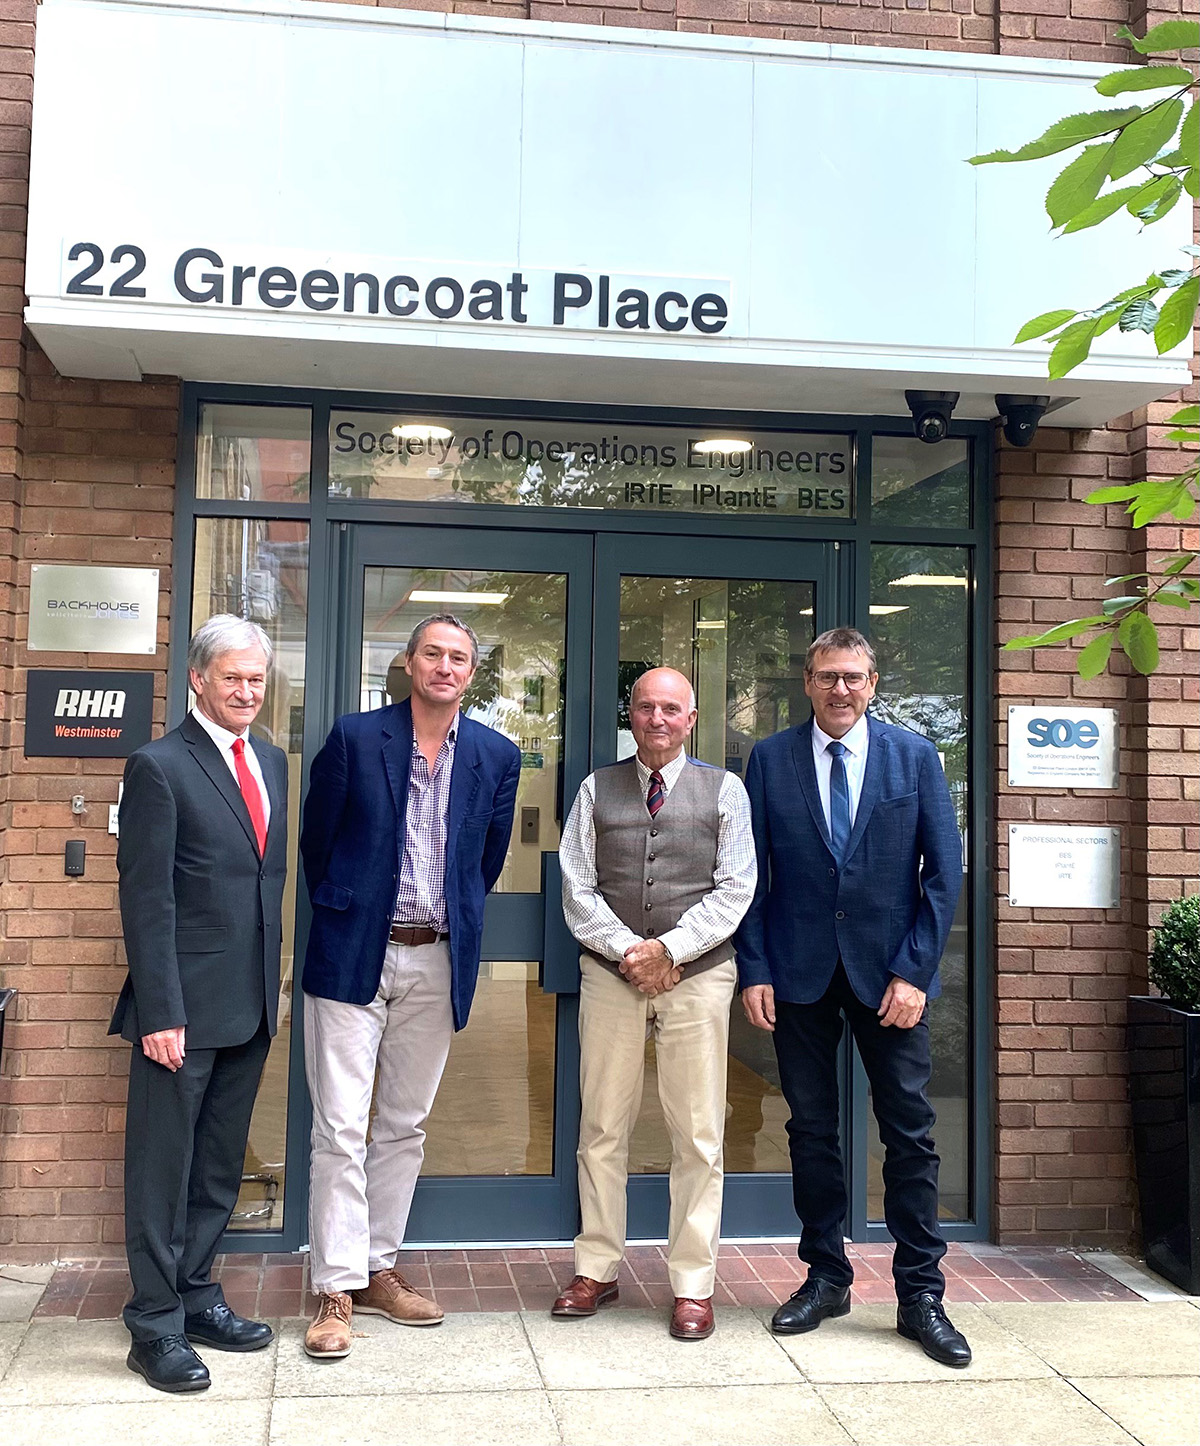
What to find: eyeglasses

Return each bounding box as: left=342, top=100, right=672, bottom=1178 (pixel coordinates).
left=809, top=670, right=872, bottom=691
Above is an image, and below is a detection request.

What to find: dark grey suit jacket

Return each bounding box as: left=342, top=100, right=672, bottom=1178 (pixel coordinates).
left=109, top=712, right=289, bottom=1050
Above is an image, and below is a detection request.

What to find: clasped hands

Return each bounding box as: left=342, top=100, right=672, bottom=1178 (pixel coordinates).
left=618, top=938, right=681, bottom=996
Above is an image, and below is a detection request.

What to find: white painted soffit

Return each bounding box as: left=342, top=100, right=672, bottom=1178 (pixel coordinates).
left=24, top=0, right=1194, bottom=428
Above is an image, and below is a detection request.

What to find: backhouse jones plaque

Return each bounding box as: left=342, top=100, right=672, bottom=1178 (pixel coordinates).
left=24, top=670, right=154, bottom=758
left=27, top=564, right=159, bottom=654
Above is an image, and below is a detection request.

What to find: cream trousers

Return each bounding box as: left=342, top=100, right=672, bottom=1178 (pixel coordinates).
left=574, top=952, right=736, bottom=1300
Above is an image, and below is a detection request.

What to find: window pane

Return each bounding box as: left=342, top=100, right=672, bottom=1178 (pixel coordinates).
left=191, top=517, right=309, bottom=1229
left=868, top=544, right=970, bottom=1221
left=198, top=404, right=311, bottom=502
left=331, top=411, right=853, bottom=521
left=872, top=436, right=969, bottom=528
left=360, top=566, right=567, bottom=893
left=618, top=574, right=815, bottom=1174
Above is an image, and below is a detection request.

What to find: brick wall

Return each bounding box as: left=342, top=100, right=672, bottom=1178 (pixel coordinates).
left=0, top=0, right=1195, bottom=1257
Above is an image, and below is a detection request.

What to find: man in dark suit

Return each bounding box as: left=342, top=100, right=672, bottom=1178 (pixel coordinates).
left=113, top=614, right=288, bottom=1393
left=300, top=613, right=520, bottom=1359
left=736, top=626, right=970, bottom=1368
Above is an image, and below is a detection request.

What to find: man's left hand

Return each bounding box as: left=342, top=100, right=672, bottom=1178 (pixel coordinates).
left=877, top=977, right=926, bottom=1029
left=620, top=940, right=680, bottom=995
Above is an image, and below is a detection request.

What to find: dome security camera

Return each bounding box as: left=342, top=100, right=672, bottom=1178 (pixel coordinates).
left=905, top=390, right=960, bottom=446
left=995, top=395, right=1050, bottom=448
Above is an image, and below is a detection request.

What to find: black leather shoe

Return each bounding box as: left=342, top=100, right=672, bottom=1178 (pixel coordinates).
left=897, top=1293, right=972, bottom=1368
left=184, top=1301, right=275, bottom=1352
left=126, top=1334, right=211, bottom=1393
left=770, top=1277, right=852, bottom=1335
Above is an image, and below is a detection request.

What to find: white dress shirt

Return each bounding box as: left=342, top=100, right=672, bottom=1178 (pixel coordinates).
left=190, top=706, right=272, bottom=830
left=560, top=750, right=756, bottom=967
left=811, top=713, right=869, bottom=836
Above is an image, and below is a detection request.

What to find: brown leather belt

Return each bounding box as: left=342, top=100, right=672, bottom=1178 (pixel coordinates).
left=389, top=923, right=448, bottom=947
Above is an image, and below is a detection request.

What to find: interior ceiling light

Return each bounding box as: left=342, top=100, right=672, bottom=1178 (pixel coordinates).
left=392, top=423, right=454, bottom=441
left=692, top=437, right=753, bottom=454
left=869, top=605, right=909, bottom=615
left=695, top=620, right=727, bottom=630
left=888, top=574, right=968, bottom=588
left=409, top=590, right=509, bottom=605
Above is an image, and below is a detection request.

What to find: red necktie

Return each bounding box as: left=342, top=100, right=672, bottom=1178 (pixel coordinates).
left=231, top=736, right=268, bottom=855
left=647, top=770, right=665, bottom=817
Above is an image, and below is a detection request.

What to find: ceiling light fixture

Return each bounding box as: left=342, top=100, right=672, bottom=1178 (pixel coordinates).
left=888, top=574, right=968, bottom=588
left=692, top=437, right=753, bottom=455
left=409, top=590, right=509, bottom=605
left=392, top=423, right=454, bottom=441
left=869, top=605, right=909, bottom=615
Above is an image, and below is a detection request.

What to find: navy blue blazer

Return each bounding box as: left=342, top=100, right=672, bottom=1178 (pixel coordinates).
left=299, top=700, right=520, bottom=1030
left=734, top=716, right=962, bottom=1009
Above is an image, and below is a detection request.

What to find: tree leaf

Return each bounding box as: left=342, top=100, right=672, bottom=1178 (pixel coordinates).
left=1165, top=428, right=1200, bottom=443
left=1117, top=610, right=1160, bottom=674
left=1158, top=268, right=1194, bottom=285
left=1162, top=551, right=1200, bottom=575
left=1062, top=184, right=1144, bottom=233
left=1118, top=19, right=1200, bottom=55
left=1166, top=405, right=1200, bottom=426
left=969, top=106, right=1143, bottom=164
left=1013, top=308, right=1079, bottom=343
left=1095, top=64, right=1196, bottom=95
left=1155, top=276, right=1200, bottom=352
left=1077, top=631, right=1114, bottom=680
left=1105, top=572, right=1151, bottom=585
left=1136, top=175, right=1184, bottom=223
left=1047, top=143, right=1116, bottom=226
left=1048, top=318, right=1099, bottom=378
left=1017, top=616, right=1110, bottom=646
left=1185, top=166, right=1199, bottom=200
left=1154, top=589, right=1194, bottom=607
left=1120, top=296, right=1161, bottom=331
left=1108, top=98, right=1185, bottom=180
left=1102, top=594, right=1145, bottom=614
left=1087, top=484, right=1145, bottom=504
left=1170, top=489, right=1197, bottom=521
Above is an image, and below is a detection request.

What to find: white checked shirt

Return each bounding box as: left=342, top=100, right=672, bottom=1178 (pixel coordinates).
left=811, top=713, right=869, bottom=835
left=190, top=706, right=271, bottom=830
left=393, top=716, right=458, bottom=933
left=560, top=751, right=757, bottom=966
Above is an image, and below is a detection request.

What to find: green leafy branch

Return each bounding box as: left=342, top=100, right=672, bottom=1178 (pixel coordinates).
left=970, top=19, right=1199, bottom=678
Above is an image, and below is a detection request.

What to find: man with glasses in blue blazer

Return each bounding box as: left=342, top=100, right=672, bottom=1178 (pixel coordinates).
left=735, top=626, right=970, bottom=1368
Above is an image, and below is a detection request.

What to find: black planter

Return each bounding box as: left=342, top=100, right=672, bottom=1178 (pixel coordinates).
left=1127, top=995, right=1200, bottom=1295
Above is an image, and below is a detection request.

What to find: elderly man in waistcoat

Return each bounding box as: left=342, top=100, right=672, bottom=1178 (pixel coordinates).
left=553, top=667, right=756, bottom=1340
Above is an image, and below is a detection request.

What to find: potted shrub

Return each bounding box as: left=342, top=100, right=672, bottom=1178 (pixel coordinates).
left=1127, top=894, right=1200, bottom=1295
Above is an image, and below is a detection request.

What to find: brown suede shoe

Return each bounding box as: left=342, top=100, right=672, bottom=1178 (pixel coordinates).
left=304, top=1292, right=353, bottom=1359
left=350, top=1268, right=444, bottom=1326
left=551, top=1274, right=620, bottom=1317
left=670, top=1296, right=715, bottom=1340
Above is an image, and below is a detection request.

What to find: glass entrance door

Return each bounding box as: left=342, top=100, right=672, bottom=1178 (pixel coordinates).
left=336, top=523, right=840, bottom=1243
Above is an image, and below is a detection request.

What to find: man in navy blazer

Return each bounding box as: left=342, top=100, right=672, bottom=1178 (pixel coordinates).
left=299, top=613, right=519, bottom=1358
left=736, top=626, right=971, bottom=1368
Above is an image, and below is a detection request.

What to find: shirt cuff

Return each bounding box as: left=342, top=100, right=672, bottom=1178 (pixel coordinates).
left=657, top=928, right=688, bottom=966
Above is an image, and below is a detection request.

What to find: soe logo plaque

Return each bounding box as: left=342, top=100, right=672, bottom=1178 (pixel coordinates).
left=1007, top=706, right=1118, bottom=790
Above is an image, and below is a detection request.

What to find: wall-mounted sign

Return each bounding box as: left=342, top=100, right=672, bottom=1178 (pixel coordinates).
left=1008, top=825, right=1120, bottom=909
left=24, top=670, right=154, bottom=757
left=28, top=565, right=159, bottom=654
left=1008, top=706, right=1119, bottom=789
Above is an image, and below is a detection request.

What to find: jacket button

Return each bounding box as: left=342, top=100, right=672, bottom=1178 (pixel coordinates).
left=835, top=910, right=846, bottom=921
left=828, top=867, right=836, bottom=877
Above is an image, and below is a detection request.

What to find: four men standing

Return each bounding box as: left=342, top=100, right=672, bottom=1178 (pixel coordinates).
left=115, top=612, right=966, bottom=1377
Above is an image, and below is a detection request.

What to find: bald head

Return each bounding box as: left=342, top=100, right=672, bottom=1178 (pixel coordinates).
left=629, top=668, right=697, bottom=770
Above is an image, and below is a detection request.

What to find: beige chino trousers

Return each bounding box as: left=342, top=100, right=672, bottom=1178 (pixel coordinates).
left=304, top=939, right=453, bottom=1294
left=574, top=952, right=737, bottom=1300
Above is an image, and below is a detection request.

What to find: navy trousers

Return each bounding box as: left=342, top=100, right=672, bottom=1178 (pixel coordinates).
left=772, top=963, right=946, bottom=1303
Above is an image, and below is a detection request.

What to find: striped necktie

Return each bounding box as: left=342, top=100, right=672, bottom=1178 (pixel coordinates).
left=647, top=770, right=665, bottom=818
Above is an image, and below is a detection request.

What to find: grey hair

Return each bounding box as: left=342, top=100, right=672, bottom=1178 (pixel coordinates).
left=187, top=614, right=274, bottom=675
left=805, top=627, right=877, bottom=675
left=406, top=613, right=479, bottom=668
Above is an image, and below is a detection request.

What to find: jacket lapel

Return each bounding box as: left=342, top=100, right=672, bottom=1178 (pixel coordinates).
left=843, top=716, right=888, bottom=864
left=790, top=722, right=833, bottom=854
left=446, top=718, right=483, bottom=862
left=248, top=733, right=285, bottom=856
left=381, top=700, right=413, bottom=828
left=181, top=712, right=259, bottom=854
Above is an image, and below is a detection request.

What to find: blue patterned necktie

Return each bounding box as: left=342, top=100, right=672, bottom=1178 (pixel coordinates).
left=647, top=770, right=665, bottom=818
left=827, top=741, right=851, bottom=863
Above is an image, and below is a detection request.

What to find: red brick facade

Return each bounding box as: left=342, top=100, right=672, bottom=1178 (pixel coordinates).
left=0, top=0, right=1196, bottom=1257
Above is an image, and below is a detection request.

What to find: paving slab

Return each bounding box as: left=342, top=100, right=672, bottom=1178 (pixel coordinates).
left=0, top=1318, right=279, bottom=1405
left=0, top=1266, right=54, bottom=1287
left=549, top=1383, right=852, bottom=1445
left=977, top=1301, right=1200, bottom=1377
left=770, top=1302, right=1053, bottom=1382
left=272, top=1313, right=541, bottom=1397
left=1070, top=1375, right=1200, bottom=1446
left=0, top=1276, right=46, bottom=1324
left=818, top=1377, right=1138, bottom=1446
left=0, top=1399, right=271, bottom=1446
left=270, top=1389, right=561, bottom=1445
left=0, top=1324, right=25, bottom=1383
left=521, top=1308, right=798, bottom=1390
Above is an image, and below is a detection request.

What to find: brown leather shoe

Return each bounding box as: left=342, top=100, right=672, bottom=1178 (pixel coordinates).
left=670, top=1296, right=715, bottom=1340
left=304, top=1292, right=353, bottom=1359
left=350, top=1268, right=444, bottom=1326
left=551, top=1274, right=620, bottom=1317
